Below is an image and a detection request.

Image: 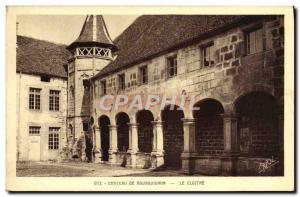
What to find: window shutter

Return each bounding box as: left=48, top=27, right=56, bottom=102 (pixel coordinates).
left=239, top=41, right=246, bottom=57
left=214, top=49, right=220, bottom=63
left=137, top=69, right=141, bottom=85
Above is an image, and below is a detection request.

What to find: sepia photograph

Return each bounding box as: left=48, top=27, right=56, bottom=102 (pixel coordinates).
left=6, top=6, right=294, bottom=191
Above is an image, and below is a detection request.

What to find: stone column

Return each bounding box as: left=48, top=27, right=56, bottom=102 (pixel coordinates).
left=94, top=127, right=102, bottom=163
left=151, top=121, right=164, bottom=168
left=108, top=125, right=118, bottom=165
left=128, top=123, right=139, bottom=167
left=181, top=118, right=196, bottom=175
left=221, top=113, right=239, bottom=176
left=80, top=131, right=86, bottom=162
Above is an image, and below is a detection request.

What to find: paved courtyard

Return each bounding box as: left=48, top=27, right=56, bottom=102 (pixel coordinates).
left=16, top=161, right=200, bottom=177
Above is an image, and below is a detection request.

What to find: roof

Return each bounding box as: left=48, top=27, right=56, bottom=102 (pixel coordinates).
left=93, top=15, right=260, bottom=79
left=67, top=15, right=116, bottom=51
left=17, top=35, right=69, bottom=78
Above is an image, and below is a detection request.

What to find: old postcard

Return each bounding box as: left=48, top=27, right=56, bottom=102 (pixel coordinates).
left=6, top=6, right=294, bottom=191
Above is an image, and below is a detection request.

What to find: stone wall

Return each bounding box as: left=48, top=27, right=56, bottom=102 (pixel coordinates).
left=162, top=108, right=184, bottom=168
left=195, top=116, right=223, bottom=155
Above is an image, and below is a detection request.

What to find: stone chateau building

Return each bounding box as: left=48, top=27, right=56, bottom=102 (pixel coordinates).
left=16, top=15, right=284, bottom=176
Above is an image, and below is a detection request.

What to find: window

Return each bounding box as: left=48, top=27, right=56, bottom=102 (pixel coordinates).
left=118, top=74, right=125, bottom=90
left=202, top=43, right=214, bottom=67
left=29, top=126, right=40, bottom=135
left=83, top=122, right=89, bottom=132
left=83, top=79, right=90, bottom=88
left=49, top=127, right=59, bottom=150
left=40, top=75, right=50, bottom=82
left=101, top=80, right=107, bottom=95
left=29, top=88, right=41, bottom=110
left=167, top=55, right=177, bottom=78
left=95, top=47, right=112, bottom=58
left=68, top=124, right=73, bottom=137
left=139, top=65, right=148, bottom=84
left=70, top=86, right=75, bottom=97
left=245, top=28, right=263, bottom=55
left=49, top=90, right=60, bottom=111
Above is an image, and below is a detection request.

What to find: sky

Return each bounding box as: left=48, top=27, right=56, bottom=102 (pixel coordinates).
left=17, top=15, right=139, bottom=45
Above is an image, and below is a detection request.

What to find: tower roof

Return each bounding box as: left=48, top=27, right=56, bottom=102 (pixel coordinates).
left=67, top=15, right=117, bottom=51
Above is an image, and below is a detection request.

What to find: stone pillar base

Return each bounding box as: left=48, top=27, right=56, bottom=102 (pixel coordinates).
left=221, top=154, right=239, bottom=176
left=108, top=150, right=118, bottom=165
left=94, top=151, right=102, bottom=163
left=81, top=151, right=86, bottom=162
left=181, top=152, right=197, bottom=175
left=127, top=151, right=138, bottom=168
left=151, top=152, right=164, bottom=168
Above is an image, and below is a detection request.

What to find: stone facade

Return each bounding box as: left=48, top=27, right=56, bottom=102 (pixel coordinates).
left=16, top=73, right=67, bottom=161
left=16, top=15, right=284, bottom=176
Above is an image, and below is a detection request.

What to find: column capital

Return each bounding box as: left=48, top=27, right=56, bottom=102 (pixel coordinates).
left=151, top=121, right=164, bottom=126
left=181, top=118, right=196, bottom=125
left=127, top=123, right=139, bottom=127
left=108, top=125, right=117, bottom=129
left=95, top=127, right=100, bottom=131
left=221, top=113, right=238, bottom=120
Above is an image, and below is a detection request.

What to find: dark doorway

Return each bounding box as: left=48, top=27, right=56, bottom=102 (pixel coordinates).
left=235, top=92, right=279, bottom=158
left=193, top=99, right=224, bottom=155
left=116, top=112, right=130, bottom=152
left=136, top=110, right=154, bottom=153
left=161, top=105, right=184, bottom=169
left=99, top=115, right=110, bottom=161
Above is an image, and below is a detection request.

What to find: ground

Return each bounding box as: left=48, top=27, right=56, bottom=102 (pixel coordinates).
left=16, top=162, right=201, bottom=177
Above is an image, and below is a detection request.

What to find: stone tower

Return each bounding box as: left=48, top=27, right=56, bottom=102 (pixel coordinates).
left=66, top=15, right=116, bottom=161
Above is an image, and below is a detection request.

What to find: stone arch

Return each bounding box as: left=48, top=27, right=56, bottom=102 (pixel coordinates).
left=115, top=112, right=130, bottom=152
left=161, top=104, right=184, bottom=168
left=98, top=115, right=110, bottom=161
left=234, top=91, right=279, bottom=157
left=193, top=98, right=224, bottom=155
left=232, top=84, right=276, bottom=108
left=136, top=110, right=154, bottom=153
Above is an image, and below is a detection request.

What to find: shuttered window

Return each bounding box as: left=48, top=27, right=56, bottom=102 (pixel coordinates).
left=139, top=65, right=148, bottom=84
left=246, top=28, right=263, bottom=55
left=167, top=55, right=177, bottom=78
left=202, top=43, right=215, bottom=67
left=118, top=74, right=125, bottom=90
